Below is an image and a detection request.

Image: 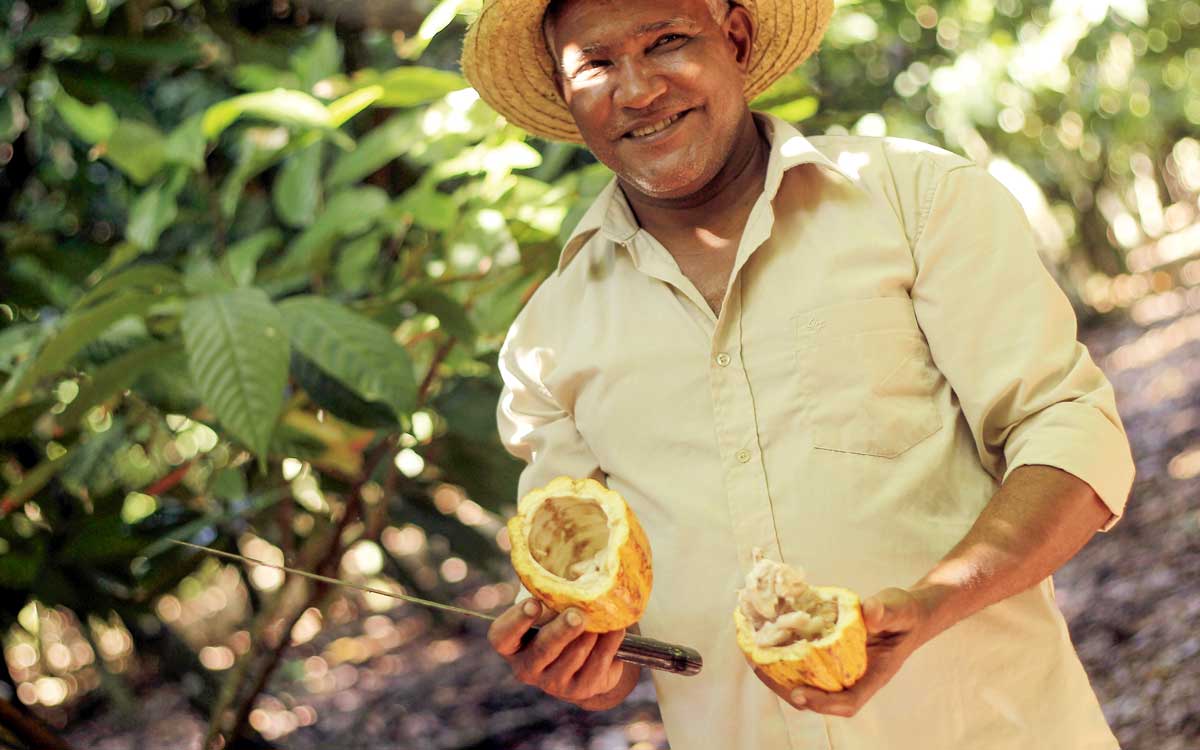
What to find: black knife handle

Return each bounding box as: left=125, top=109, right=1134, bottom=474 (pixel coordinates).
left=517, top=627, right=702, bottom=676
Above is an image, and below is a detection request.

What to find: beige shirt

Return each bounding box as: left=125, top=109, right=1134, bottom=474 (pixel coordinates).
left=496, top=113, right=1134, bottom=750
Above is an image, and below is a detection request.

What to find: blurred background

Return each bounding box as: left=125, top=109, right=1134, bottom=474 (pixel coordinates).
left=0, top=0, right=1197, bottom=748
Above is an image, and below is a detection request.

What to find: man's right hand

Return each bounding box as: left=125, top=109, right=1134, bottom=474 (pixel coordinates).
left=487, top=598, right=633, bottom=708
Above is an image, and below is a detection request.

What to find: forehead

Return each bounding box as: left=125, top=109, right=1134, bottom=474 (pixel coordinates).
left=545, top=0, right=711, bottom=51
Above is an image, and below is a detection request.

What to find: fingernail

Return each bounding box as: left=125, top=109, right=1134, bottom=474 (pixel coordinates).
left=522, top=600, right=539, bottom=617
left=790, top=691, right=806, bottom=706
left=566, top=610, right=582, bottom=627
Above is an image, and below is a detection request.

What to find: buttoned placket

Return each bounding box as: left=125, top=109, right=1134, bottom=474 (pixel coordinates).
left=620, top=196, right=833, bottom=750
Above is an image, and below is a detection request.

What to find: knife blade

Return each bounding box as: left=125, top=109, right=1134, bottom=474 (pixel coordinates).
left=168, top=539, right=702, bottom=676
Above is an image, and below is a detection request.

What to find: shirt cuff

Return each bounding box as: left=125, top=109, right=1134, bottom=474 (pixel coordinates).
left=1002, top=402, right=1135, bottom=531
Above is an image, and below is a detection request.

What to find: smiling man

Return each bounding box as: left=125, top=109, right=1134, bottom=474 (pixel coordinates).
left=461, top=1, right=1135, bottom=748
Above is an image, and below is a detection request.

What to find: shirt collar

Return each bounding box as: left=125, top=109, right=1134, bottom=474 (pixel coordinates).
left=557, top=112, right=856, bottom=273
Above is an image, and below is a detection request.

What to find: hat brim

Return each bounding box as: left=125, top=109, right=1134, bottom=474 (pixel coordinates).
left=461, top=0, right=834, bottom=143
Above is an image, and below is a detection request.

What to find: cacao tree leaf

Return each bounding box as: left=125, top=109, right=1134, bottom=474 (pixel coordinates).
left=223, top=229, right=284, bottom=286
left=202, top=89, right=333, bottom=140
left=373, top=66, right=468, bottom=107
left=290, top=351, right=398, bottom=428
left=0, top=452, right=71, bottom=511
left=32, top=290, right=159, bottom=382
left=267, top=187, right=389, bottom=278
left=164, top=114, right=206, bottom=171
left=74, top=264, right=183, bottom=311
left=54, top=91, right=117, bottom=144
left=273, top=140, right=324, bottom=228
left=58, top=340, right=181, bottom=430
left=0, top=90, right=28, bottom=141
left=325, top=111, right=419, bottom=188
left=397, top=0, right=466, bottom=60
left=232, top=64, right=300, bottom=92
left=405, top=287, right=476, bottom=344
left=127, top=182, right=179, bottom=250
left=182, top=289, right=289, bottom=461
left=103, top=120, right=168, bottom=185
left=392, top=187, right=458, bottom=232
left=277, top=296, right=416, bottom=420
left=327, top=85, right=383, bottom=127
left=290, top=26, right=341, bottom=90
left=334, top=231, right=384, bottom=293
left=0, top=399, right=54, bottom=441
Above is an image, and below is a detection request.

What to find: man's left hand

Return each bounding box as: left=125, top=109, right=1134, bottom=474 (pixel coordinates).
left=748, top=586, right=934, bottom=718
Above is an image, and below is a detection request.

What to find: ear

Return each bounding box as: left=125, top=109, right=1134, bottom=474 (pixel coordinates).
left=724, top=5, right=755, bottom=72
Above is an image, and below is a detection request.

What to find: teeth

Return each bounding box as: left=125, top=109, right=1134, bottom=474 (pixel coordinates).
left=629, top=112, right=683, bottom=138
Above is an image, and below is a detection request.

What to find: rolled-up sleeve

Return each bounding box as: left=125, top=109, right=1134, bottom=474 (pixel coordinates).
left=910, top=163, right=1135, bottom=529
left=496, top=308, right=603, bottom=500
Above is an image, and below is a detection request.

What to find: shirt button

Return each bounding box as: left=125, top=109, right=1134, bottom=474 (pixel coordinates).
left=715, top=353, right=732, bottom=367
left=735, top=449, right=751, bottom=463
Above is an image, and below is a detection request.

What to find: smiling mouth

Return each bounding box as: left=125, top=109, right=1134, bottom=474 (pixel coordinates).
left=624, top=109, right=693, bottom=139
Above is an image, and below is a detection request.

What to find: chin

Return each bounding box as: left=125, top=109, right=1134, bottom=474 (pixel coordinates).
left=621, top=160, right=719, bottom=200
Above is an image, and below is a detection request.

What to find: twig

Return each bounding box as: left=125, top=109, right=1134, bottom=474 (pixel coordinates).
left=0, top=696, right=77, bottom=750
left=416, top=337, right=457, bottom=407
left=213, top=439, right=396, bottom=749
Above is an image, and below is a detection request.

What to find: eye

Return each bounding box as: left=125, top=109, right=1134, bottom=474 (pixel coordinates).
left=571, top=59, right=609, bottom=78
left=651, top=33, right=689, bottom=50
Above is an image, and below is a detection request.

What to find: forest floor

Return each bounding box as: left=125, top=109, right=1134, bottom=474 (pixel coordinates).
left=60, top=305, right=1200, bottom=750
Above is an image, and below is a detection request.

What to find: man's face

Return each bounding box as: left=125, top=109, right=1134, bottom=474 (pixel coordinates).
left=546, top=0, right=754, bottom=199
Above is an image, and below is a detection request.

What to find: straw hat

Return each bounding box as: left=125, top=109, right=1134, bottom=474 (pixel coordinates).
left=460, top=0, right=834, bottom=143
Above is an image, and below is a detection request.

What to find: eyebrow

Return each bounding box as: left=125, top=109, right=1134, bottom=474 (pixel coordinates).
left=576, top=17, right=699, bottom=57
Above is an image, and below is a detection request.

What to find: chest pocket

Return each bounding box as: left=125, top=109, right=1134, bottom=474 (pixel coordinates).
left=795, top=296, right=942, bottom=458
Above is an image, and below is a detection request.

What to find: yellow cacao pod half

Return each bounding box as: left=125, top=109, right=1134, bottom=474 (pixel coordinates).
left=507, top=477, right=652, bottom=633
left=734, top=550, right=867, bottom=692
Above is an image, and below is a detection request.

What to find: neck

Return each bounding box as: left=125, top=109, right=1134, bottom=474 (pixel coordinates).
left=620, top=110, right=770, bottom=241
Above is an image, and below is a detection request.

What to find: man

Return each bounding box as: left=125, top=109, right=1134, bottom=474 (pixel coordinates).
left=461, top=0, right=1135, bottom=747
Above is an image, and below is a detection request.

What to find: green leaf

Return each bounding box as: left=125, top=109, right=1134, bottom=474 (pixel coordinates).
left=393, top=187, right=458, bottom=232
left=1, top=452, right=70, bottom=510
left=273, top=140, right=324, bottom=228
left=268, top=187, right=389, bottom=278
left=58, top=340, right=181, bottom=430
left=58, top=516, right=146, bottom=565
left=104, top=120, right=167, bottom=184
left=406, top=287, right=476, bottom=344
left=127, top=182, right=179, bottom=250
left=35, top=290, right=159, bottom=380
left=182, top=289, right=289, bottom=461
left=74, top=264, right=182, bottom=311
left=54, top=91, right=117, bottom=144
left=398, top=0, right=467, bottom=60
left=202, top=89, right=333, bottom=140
left=325, top=111, right=419, bottom=188
left=0, top=400, right=54, bottom=441
left=278, top=296, right=416, bottom=420
left=328, top=85, right=383, bottom=126
left=0, top=90, right=27, bottom=141
left=165, top=114, right=206, bottom=171
left=761, top=96, right=820, bottom=122
left=290, top=351, right=398, bottom=428
left=291, top=26, right=341, bottom=91
left=223, top=229, right=284, bottom=286
left=373, top=67, right=469, bottom=107
left=232, top=64, right=301, bottom=92
left=334, top=231, right=384, bottom=293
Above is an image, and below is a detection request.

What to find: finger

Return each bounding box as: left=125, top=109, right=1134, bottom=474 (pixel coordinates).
left=539, top=631, right=599, bottom=687
left=789, top=684, right=861, bottom=717
left=517, top=608, right=588, bottom=675
left=571, top=627, right=626, bottom=691
left=488, top=599, right=546, bottom=656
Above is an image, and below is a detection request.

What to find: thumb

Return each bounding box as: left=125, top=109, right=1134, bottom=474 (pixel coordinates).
left=862, top=587, right=917, bottom=634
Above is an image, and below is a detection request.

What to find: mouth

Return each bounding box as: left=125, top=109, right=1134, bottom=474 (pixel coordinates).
left=622, top=108, right=695, bottom=141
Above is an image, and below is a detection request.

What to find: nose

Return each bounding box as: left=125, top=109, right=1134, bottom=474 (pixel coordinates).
left=611, top=61, right=667, bottom=111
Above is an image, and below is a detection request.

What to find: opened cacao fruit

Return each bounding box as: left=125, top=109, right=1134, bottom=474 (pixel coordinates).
left=734, top=549, right=867, bottom=692
left=507, top=477, right=652, bottom=632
